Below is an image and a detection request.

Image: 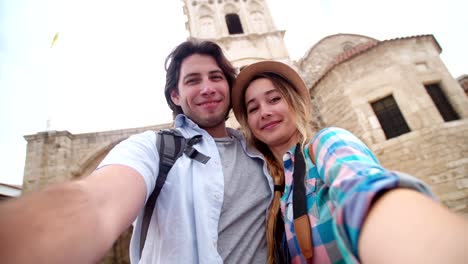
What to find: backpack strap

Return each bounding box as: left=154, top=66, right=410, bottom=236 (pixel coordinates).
left=292, top=143, right=314, bottom=263
left=139, top=129, right=210, bottom=259
left=183, top=135, right=210, bottom=164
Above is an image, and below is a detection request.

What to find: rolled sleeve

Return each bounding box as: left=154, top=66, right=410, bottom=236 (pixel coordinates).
left=311, top=127, right=434, bottom=261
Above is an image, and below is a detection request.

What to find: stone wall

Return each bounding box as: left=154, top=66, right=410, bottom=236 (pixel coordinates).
left=23, top=124, right=171, bottom=193
left=373, top=120, right=468, bottom=215
left=308, top=35, right=468, bottom=215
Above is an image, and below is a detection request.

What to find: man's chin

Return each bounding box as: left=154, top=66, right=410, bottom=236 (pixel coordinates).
left=203, top=117, right=226, bottom=127
left=195, top=114, right=227, bottom=128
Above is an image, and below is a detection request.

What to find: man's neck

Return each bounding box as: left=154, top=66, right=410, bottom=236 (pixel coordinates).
left=203, top=122, right=229, bottom=138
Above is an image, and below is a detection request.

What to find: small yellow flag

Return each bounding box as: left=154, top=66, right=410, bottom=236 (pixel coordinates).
left=50, top=32, right=59, bottom=48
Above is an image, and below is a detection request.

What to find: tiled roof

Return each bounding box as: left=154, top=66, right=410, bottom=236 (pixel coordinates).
left=311, top=34, right=441, bottom=89
left=297, top=33, right=378, bottom=68
left=457, top=74, right=468, bottom=81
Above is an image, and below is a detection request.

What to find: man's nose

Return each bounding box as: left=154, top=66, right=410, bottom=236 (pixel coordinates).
left=200, top=80, right=216, bottom=95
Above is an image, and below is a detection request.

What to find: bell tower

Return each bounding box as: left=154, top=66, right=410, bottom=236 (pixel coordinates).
left=182, top=0, right=290, bottom=68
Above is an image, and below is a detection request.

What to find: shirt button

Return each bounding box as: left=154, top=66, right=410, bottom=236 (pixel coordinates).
left=214, top=193, right=221, bottom=200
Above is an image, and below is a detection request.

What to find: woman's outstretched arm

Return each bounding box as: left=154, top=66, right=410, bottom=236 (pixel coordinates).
left=359, top=188, right=468, bottom=264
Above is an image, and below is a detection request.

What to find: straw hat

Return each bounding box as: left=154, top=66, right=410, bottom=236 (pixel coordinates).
left=231, top=60, right=310, bottom=121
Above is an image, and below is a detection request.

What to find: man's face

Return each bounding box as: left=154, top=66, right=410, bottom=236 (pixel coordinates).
left=170, top=54, right=230, bottom=129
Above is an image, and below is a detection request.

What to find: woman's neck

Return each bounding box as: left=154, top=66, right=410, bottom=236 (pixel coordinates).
left=270, top=132, right=300, bottom=162
left=271, top=144, right=293, bottom=162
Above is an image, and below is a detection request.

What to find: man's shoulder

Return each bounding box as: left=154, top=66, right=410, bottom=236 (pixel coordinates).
left=128, top=130, right=157, bottom=141
left=115, top=131, right=158, bottom=151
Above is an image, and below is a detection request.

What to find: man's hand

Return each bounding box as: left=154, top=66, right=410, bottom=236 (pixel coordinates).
left=0, top=165, right=146, bottom=264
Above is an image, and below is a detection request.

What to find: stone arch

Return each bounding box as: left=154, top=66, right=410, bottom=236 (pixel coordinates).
left=249, top=10, right=266, bottom=33
left=248, top=0, right=267, bottom=33
left=223, top=3, right=239, bottom=14
left=198, top=4, right=212, bottom=17
left=199, top=15, right=216, bottom=38
left=69, top=137, right=135, bottom=263
left=100, top=226, right=133, bottom=264
left=71, top=138, right=126, bottom=179
left=248, top=0, right=263, bottom=12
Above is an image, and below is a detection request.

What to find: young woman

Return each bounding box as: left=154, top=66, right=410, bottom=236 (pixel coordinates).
left=231, top=61, right=468, bottom=264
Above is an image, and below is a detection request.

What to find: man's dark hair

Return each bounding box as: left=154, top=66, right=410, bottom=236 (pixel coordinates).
left=164, top=39, right=237, bottom=117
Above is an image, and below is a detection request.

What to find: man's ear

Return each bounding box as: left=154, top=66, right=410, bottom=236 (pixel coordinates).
left=170, top=90, right=180, bottom=106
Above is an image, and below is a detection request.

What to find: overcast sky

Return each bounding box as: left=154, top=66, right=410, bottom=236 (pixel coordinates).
left=0, top=0, right=466, bottom=185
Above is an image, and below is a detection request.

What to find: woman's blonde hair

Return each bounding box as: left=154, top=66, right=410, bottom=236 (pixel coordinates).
left=237, top=72, right=314, bottom=264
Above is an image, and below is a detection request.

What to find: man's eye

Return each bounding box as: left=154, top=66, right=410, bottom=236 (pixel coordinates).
left=186, top=79, right=198, bottom=85
left=211, top=75, right=224, bottom=81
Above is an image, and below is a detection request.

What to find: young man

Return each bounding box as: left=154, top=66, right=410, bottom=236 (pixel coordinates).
left=0, top=40, right=272, bottom=264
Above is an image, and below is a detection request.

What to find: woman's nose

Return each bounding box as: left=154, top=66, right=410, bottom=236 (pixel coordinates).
left=260, top=107, right=272, bottom=119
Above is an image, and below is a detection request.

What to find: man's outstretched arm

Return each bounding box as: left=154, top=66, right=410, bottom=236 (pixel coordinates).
left=0, top=165, right=146, bottom=264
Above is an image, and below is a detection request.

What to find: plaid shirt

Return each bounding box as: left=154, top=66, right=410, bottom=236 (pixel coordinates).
left=280, top=127, right=433, bottom=263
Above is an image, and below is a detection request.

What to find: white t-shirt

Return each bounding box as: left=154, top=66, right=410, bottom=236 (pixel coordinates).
left=98, top=115, right=273, bottom=264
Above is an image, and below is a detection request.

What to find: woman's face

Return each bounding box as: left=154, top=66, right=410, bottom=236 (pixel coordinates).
left=244, top=78, right=299, bottom=151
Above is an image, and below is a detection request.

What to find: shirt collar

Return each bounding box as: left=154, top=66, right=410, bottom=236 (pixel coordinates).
left=173, top=114, right=265, bottom=158
left=284, top=143, right=298, bottom=159
left=174, top=114, right=198, bottom=129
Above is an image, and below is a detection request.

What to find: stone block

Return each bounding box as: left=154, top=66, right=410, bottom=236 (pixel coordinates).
left=456, top=178, right=468, bottom=190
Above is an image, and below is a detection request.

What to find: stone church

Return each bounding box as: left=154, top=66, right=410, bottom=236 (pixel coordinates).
left=22, top=0, right=468, bottom=263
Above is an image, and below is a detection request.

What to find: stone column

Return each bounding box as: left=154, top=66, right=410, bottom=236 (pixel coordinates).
left=23, top=131, right=74, bottom=193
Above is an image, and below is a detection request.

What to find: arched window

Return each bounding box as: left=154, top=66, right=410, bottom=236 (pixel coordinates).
left=250, top=11, right=267, bottom=33
left=199, top=16, right=216, bottom=38
left=371, top=95, right=410, bottom=139
left=225, top=13, right=244, bottom=34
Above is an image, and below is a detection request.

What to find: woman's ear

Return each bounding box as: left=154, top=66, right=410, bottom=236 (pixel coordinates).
left=170, top=90, right=180, bottom=106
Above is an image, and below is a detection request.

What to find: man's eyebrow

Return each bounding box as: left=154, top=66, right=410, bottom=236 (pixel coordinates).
left=245, top=88, right=278, bottom=107
left=182, top=70, right=223, bottom=80
left=182, top=72, right=201, bottom=81
left=208, top=69, right=224, bottom=75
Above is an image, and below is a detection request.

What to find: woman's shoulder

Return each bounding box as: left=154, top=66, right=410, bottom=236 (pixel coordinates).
left=307, top=127, right=358, bottom=149
left=313, top=127, right=354, bottom=140
left=307, top=127, right=377, bottom=162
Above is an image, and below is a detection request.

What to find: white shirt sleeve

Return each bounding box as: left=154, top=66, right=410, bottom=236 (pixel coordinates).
left=97, top=130, right=159, bottom=202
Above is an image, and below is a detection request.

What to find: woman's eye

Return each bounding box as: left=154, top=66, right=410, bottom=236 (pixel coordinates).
left=270, top=97, right=281, bottom=103
left=247, top=107, right=258, bottom=114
